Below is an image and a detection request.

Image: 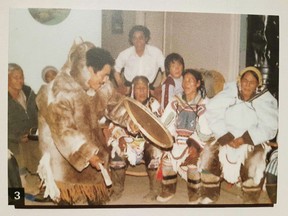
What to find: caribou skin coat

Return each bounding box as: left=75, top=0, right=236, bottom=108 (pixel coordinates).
left=202, top=81, right=278, bottom=184
left=36, top=71, right=128, bottom=204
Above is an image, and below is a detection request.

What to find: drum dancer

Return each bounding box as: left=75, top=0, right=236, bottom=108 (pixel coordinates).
left=106, top=76, right=162, bottom=202
left=156, top=69, right=214, bottom=203
left=199, top=66, right=278, bottom=204
left=36, top=39, right=130, bottom=205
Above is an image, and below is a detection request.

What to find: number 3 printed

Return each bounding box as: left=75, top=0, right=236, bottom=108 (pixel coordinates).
left=14, top=191, right=21, bottom=200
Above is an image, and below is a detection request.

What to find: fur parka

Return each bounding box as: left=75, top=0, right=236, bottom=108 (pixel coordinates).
left=36, top=40, right=128, bottom=205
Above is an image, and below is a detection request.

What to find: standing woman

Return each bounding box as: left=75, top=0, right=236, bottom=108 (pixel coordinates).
left=157, top=69, right=214, bottom=203
left=8, top=63, right=38, bottom=181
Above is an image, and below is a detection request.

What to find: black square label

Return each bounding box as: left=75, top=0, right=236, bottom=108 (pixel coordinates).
left=8, top=188, right=25, bottom=207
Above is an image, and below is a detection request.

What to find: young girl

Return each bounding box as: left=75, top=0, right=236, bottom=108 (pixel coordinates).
left=161, top=53, right=185, bottom=110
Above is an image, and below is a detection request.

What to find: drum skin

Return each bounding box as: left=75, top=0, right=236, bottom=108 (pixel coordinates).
left=123, top=97, right=173, bottom=149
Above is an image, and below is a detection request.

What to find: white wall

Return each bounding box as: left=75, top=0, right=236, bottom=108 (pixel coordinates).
left=9, top=9, right=102, bottom=92
left=102, top=11, right=241, bottom=83
left=164, top=12, right=241, bottom=82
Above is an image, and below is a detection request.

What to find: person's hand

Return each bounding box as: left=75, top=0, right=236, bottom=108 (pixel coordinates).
left=228, top=137, right=244, bottom=149
left=20, top=134, right=29, bottom=143
left=158, top=107, right=164, bottom=116
left=150, top=86, right=162, bottom=102
left=89, top=155, right=104, bottom=171
left=127, top=119, right=140, bottom=134
left=118, top=137, right=128, bottom=151
left=117, top=85, right=130, bottom=95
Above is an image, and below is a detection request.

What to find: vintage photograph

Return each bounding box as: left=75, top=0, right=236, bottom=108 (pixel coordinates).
left=2, top=1, right=287, bottom=215
left=7, top=8, right=279, bottom=208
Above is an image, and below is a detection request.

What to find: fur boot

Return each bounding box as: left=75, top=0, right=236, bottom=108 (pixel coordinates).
left=187, top=166, right=201, bottom=204
left=109, top=167, right=126, bottom=201
left=156, top=182, right=177, bottom=203
left=200, top=171, right=221, bottom=204
left=143, top=169, right=161, bottom=202
left=242, top=178, right=264, bottom=204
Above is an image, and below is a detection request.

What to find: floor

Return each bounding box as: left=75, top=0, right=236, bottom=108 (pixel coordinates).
left=21, top=164, right=273, bottom=208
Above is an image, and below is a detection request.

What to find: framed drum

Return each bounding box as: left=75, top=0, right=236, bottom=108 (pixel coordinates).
left=123, top=97, right=173, bottom=149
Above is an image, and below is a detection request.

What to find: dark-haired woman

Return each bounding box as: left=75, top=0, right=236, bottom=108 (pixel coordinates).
left=156, top=69, right=214, bottom=203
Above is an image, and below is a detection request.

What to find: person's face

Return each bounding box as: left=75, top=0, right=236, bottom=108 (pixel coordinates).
left=133, top=81, right=149, bottom=103
left=182, top=73, right=200, bottom=97
left=8, top=69, right=24, bottom=91
left=169, top=61, right=183, bottom=79
left=45, top=70, right=57, bottom=83
left=87, top=64, right=111, bottom=90
left=240, top=71, right=258, bottom=100
left=132, top=31, right=147, bottom=52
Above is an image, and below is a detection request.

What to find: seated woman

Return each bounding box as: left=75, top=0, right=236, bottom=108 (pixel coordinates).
left=199, top=66, right=278, bottom=204
left=107, top=76, right=162, bottom=202
left=156, top=69, right=214, bottom=203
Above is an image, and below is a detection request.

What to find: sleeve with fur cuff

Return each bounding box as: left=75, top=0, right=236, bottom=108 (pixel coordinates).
left=241, top=131, right=254, bottom=145
left=68, top=143, right=99, bottom=172
left=217, top=132, right=234, bottom=145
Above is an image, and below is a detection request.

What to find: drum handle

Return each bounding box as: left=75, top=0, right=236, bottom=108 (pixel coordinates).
left=98, top=163, right=112, bottom=186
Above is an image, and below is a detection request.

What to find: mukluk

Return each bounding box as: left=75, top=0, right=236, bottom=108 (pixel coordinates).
left=160, top=140, right=202, bottom=181
left=199, top=141, right=272, bottom=185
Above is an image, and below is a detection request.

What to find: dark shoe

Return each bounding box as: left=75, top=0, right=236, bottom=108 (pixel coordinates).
left=266, top=183, right=277, bottom=203
left=33, top=191, right=52, bottom=202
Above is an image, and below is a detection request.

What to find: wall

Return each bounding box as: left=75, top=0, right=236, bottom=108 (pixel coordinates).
left=9, top=9, right=102, bottom=92
left=102, top=10, right=243, bottom=82
left=102, top=10, right=165, bottom=59
left=142, top=11, right=165, bottom=51
left=164, top=12, right=241, bottom=81
left=9, top=9, right=243, bottom=92
left=102, top=10, right=136, bottom=59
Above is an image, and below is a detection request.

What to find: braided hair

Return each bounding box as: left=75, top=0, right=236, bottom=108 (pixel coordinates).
left=182, top=69, right=206, bottom=99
